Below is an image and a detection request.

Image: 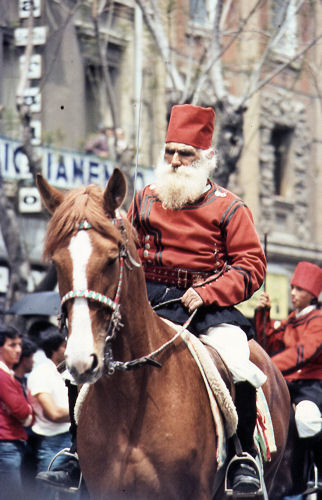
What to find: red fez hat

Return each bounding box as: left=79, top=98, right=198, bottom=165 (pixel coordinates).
left=290, top=261, right=322, bottom=298
left=165, top=104, right=215, bottom=150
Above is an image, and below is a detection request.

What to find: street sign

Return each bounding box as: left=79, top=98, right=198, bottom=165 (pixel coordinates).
left=24, top=88, right=41, bottom=112
left=19, top=0, right=41, bottom=18
left=30, top=120, right=42, bottom=146
left=15, top=27, right=47, bottom=46
left=19, top=187, right=42, bottom=213
left=19, top=54, right=42, bottom=79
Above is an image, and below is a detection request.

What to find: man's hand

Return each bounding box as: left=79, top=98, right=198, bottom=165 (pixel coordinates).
left=181, top=287, right=203, bottom=313
left=256, top=292, right=271, bottom=310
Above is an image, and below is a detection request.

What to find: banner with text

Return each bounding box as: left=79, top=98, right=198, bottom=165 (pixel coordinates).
left=0, top=135, right=154, bottom=189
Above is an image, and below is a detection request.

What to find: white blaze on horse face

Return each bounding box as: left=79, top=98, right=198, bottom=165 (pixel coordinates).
left=65, top=230, right=95, bottom=375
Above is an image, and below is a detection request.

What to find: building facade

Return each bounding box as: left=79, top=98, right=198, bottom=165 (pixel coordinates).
left=0, top=0, right=321, bottom=314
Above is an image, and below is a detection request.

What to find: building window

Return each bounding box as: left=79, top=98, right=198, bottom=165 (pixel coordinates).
left=271, top=125, right=294, bottom=197
left=190, top=0, right=216, bottom=26
left=271, top=0, right=298, bottom=59
left=84, top=42, right=121, bottom=135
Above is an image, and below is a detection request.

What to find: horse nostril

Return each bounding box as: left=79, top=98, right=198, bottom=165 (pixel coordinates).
left=83, top=354, right=98, bottom=376
left=90, top=353, right=98, bottom=372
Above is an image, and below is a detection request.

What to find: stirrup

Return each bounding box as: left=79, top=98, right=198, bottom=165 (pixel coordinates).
left=47, top=448, right=82, bottom=493
left=303, top=463, right=321, bottom=495
left=225, top=452, right=263, bottom=497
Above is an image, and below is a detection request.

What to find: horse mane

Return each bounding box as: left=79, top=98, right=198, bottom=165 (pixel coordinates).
left=43, top=184, right=123, bottom=260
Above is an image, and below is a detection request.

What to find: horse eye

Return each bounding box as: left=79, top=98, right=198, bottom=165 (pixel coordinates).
left=107, top=256, right=117, bottom=266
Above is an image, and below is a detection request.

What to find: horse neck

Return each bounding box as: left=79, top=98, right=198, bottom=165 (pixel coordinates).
left=113, top=268, right=168, bottom=362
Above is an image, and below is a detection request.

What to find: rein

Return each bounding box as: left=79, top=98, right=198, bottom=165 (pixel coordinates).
left=106, top=307, right=198, bottom=374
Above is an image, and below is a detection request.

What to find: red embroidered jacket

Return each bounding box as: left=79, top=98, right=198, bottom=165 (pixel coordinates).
left=128, top=181, right=266, bottom=307
left=0, top=366, right=33, bottom=441
left=255, top=306, right=322, bottom=381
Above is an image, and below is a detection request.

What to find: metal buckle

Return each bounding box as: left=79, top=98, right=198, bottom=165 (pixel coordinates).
left=177, top=269, right=188, bottom=288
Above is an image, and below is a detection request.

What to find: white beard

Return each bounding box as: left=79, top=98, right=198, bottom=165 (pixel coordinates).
left=154, top=154, right=215, bottom=210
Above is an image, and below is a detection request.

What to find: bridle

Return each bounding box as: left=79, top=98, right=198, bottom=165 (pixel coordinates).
left=58, top=212, right=140, bottom=375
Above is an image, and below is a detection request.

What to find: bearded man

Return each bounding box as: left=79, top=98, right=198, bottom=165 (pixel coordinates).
left=37, top=104, right=267, bottom=495
left=127, top=104, right=267, bottom=494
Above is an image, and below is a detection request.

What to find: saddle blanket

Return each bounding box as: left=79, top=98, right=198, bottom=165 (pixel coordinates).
left=162, top=320, right=277, bottom=468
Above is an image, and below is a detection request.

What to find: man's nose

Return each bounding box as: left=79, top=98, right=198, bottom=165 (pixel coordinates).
left=171, top=151, right=181, bottom=166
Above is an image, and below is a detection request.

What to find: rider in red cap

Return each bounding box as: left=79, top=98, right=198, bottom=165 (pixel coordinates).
left=38, top=104, right=267, bottom=495
left=255, top=261, right=322, bottom=493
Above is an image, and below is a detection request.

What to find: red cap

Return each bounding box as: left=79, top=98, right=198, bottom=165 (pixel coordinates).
left=290, top=261, right=322, bottom=298
left=165, top=104, right=215, bottom=150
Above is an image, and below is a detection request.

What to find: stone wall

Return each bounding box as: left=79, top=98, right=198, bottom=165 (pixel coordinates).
left=259, top=89, right=312, bottom=247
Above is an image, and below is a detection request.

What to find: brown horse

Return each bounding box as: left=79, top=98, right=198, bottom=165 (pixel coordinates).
left=37, top=169, right=290, bottom=500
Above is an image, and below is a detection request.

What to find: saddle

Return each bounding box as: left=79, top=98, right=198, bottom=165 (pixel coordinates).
left=176, top=326, right=276, bottom=465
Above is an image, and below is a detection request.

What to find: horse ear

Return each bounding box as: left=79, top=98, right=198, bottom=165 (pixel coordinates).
left=36, top=174, right=64, bottom=214
left=103, top=168, right=127, bottom=217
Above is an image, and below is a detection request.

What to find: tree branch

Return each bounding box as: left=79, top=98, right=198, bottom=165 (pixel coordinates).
left=92, top=0, right=119, bottom=128
left=135, top=0, right=185, bottom=93
left=192, top=0, right=225, bottom=104
left=191, top=0, right=263, bottom=103
left=243, top=32, right=322, bottom=104
left=240, top=0, right=305, bottom=105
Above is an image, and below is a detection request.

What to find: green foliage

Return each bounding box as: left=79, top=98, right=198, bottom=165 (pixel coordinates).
left=166, top=0, right=176, bottom=15
left=1, top=108, right=21, bottom=140
left=41, top=128, right=66, bottom=147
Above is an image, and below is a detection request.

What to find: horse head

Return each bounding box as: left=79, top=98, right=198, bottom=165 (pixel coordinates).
left=37, top=169, right=138, bottom=384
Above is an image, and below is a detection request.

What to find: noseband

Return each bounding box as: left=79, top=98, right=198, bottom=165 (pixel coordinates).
left=58, top=213, right=138, bottom=374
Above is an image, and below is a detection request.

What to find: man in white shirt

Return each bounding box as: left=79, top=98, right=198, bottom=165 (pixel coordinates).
left=27, top=327, right=71, bottom=475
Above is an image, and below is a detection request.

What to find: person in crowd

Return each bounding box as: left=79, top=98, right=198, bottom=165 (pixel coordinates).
left=0, top=324, right=34, bottom=500
left=28, top=320, right=58, bottom=368
left=27, top=326, right=71, bottom=478
left=114, top=127, right=128, bottom=156
left=37, top=104, right=267, bottom=495
left=14, top=337, right=38, bottom=498
left=85, top=123, right=110, bottom=158
left=255, top=261, right=322, bottom=493
left=14, top=337, right=37, bottom=395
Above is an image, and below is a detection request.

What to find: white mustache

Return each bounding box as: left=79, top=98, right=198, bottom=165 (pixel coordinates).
left=154, top=158, right=212, bottom=209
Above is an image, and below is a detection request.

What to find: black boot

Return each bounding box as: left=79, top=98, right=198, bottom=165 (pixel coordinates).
left=227, top=382, right=261, bottom=495
left=36, top=380, right=82, bottom=492
left=36, top=455, right=81, bottom=492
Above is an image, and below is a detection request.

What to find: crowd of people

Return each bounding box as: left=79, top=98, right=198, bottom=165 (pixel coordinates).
left=0, top=104, right=321, bottom=500
left=0, top=320, right=74, bottom=500
left=84, top=124, right=128, bottom=160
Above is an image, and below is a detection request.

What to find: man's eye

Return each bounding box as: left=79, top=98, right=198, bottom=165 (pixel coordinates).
left=180, top=151, right=194, bottom=157
left=165, top=149, right=194, bottom=157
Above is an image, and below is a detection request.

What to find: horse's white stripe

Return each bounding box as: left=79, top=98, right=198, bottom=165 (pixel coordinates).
left=65, top=231, right=95, bottom=373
